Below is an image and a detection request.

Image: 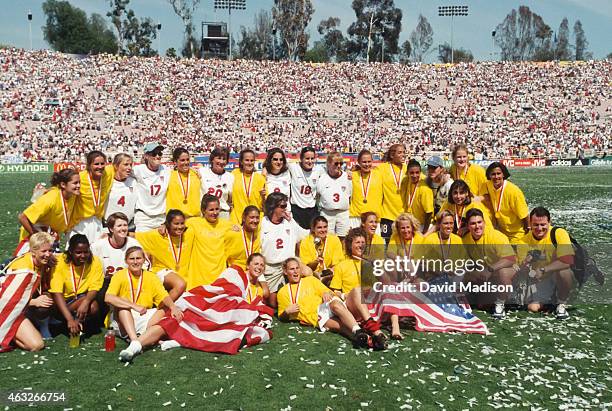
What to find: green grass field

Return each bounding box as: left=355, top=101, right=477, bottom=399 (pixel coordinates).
left=1, top=168, right=611, bottom=410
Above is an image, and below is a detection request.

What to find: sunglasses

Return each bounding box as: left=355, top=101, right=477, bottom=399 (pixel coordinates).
left=278, top=203, right=288, bottom=209
left=333, top=162, right=344, bottom=166
left=149, top=151, right=163, bottom=158
left=272, top=157, right=284, bottom=162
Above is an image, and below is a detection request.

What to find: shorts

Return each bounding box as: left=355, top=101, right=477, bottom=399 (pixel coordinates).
left=219, top=210, right=231, bottom=221
left=110, top=308, right=159, bottom=339
left=291, top=205, right=318, bottom=230
left=379, top=219, right=394, bottom=239
left=320, top=209, right=350, bottom=237
left=349, top=217, right=381, bottom=235
left=264, top=262, right=285, bottom=293
left=526, top=272, right=573, bottom=305
left=66, top=216, right=103, bottom=246
left=155, top=269, right=173, bottom=283
left=134, top=211, right=165, bottom=232
left=317, top=297, right=345, bottom=332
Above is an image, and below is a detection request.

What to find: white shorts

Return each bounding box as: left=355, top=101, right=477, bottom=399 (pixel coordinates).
left=66, top=216, right=103, bottom=246
left=349, top=216, right=381, bottom=235
left=134, top=211, right=165, bottom=232
left=155, top=269, right=173, bottom=283
left=317, top=297, right=345, bottom=332
left=264, top=262, right=285, bottom=293
left=321, top=209, right=350, bottom=237
left=110, top=308, right=159, bottom=338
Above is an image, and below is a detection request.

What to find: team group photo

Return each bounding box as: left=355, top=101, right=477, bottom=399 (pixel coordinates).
left=0, top=0, right=610, bottom=409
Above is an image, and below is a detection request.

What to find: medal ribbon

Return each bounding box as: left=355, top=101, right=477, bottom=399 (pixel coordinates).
left=87, top=172, right=102, bottom=210
left=402, top=237, right=414, bottom=260
left=390, top=163, right=402, bottom=191
left=455, top=164, right=469, bottom=181
left=316, top=237, right=328, bottom=270
left=289, top=278, right=301, bottom=304
left=360, top=172, right=371, bottom=201
left=494, top=181, right=507, bottom=214
left=168, top=234, right=183, bottom=270
left=60, top=190, right=72, bottom=227
left=246, top=284, right=255, bottom=303
left=454, top=205, right=464, bottom=229
left=127, top=270, right=144, bottom=304
left=178, top=171, right=190, bottom=202
left=407, top=180, right=418, bottom=209
left=242, top=173, right=253, bottom=199
left=242, top=229, right=255, bottom=260
left=70, top=263, right=85, bottom=295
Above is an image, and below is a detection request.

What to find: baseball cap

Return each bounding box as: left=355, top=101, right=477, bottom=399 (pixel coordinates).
left=427, top=156, right=444, bottom=168
left=143, top=142, right=164, bottom=154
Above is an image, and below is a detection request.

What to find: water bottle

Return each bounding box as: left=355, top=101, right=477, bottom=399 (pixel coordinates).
left=105, top=330, right=116, bottom=352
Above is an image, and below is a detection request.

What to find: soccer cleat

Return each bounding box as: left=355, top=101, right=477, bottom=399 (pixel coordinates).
left=371, top=333, right=388, bottom=351
left=353, top=328, right=370, bottom=349
left=555, top=303, right=569, bottom=320
left=492, top=302, right=506, bottom=320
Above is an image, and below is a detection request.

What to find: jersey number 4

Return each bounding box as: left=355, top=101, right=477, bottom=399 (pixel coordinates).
left=117, top=196, right=125, bottom=207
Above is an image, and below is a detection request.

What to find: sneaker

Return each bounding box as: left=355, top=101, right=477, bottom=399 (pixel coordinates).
left=119, top=348, right=135, bottom=362
left=371, top=333, right=388, bottom=351
left=492, top=302, right=506, bottom=320
left=555, top=304, right=569, bottom=320
left=353, top=328, right=370, bottom=349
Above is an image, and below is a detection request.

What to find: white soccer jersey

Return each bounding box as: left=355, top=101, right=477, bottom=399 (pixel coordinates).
left=132, top=164, right=171, bottom=216
left=289, top=163, right=322, bottom=209
left=316, top=171, right=352, bottom=211
left=266, top=170, right=291, bottom=210
left=91, top=236, right=146, bottom=279
left=260, top=216, right=309, bottom=265
left=104, top=177, right=137, bottom=222
left=199, top=167, right=234, bottom=211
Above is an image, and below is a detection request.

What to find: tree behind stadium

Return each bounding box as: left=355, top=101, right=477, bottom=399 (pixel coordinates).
left=346, top=0, right=402, bottom=62
left=42, top=0, right=117, bottom=54
left=438, top=43, right=473, bottom=64
left=237, top=10, right=274, bottom=60
left=409, top=14, right=433, bottom=62
left=108, top=0, right=159, bottom=57
left=272, top=0, right=314, bottom=61
left=167, top=0, right=201, bottom=58
left=494, top=6, right=553, bottom=61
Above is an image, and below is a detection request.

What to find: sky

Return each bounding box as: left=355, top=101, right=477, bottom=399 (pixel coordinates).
left=0, top=0, right=610, bottom=61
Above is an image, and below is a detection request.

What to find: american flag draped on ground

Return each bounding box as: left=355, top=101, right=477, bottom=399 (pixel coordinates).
left=369, top=276, right=489, bottom=335
left=0, top=270, right=39, bottom=352
left=158, top=266, right=273, bottom=354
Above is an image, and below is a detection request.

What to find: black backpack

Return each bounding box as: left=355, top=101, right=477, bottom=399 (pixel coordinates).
left=550, top=227, right=604, bottom=288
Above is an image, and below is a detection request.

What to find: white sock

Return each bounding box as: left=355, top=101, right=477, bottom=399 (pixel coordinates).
left=127, top=341, right=142, bottom=354
left=160, top=340, right=181, bottom=351
left=351, top=324, right=361, bottom=333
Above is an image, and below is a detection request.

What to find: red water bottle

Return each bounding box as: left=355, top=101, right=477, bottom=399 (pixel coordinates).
left=105, top=330, right=116, bottom=352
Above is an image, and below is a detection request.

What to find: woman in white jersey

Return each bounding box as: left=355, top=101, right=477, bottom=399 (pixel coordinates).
left=263, top=148, right=292, bottom=212
left=198, top=147, right=234, bottom=220
left=288, top=146, right=321, bottom=229
left=104, top=154, right=137, bottom=229
left=132, top=142, right=171, bottom=232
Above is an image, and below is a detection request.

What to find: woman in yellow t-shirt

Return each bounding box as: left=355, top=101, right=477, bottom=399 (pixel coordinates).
left=3, top=232, right=55, bottom=351
left=441, top=179, right=493, bottom=237
left=105, top=246, right=182, bottom=341
left=449, top=143, right=487, bottom=197
left=243, top=253, right=269, bottom=304
left=49, top=234, right=104, bottom=337
left=225, top=205, right=261, bottom=271
left=166, top=147, right=202, bottom=219
left=350, top=150, right=383, bottom=228
left=360, top=211, right=386, bottom=261
left=16, top=168, right=80, bottom=255
left=387, top=213, right=424, bottom=261
left=230, top=149, right=266, bottom=224
left=299, top=216, right=344, bottom=285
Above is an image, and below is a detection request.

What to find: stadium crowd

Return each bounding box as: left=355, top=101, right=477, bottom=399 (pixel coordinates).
left=0, top=49, right=610, bottom=162
left=1, top=141, right=584, bottom=361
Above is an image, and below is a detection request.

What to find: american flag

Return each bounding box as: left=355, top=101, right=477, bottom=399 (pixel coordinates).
left=369, top=276, right=489, bottom=335
left=0, top=270, right=39, bottom=352
left=157, top=265, right=273, bottom=355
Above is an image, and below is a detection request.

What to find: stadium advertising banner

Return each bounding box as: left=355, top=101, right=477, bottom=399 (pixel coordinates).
left=590, top=156, right=612, bottom=166
left=545, top=158, right=591, bottom=167
left=0, top=163, right=52, bottom=174
left=501, top=158, right=547, bottom=168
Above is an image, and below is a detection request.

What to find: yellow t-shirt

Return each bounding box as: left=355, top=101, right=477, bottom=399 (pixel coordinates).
left=400, top=178, right=434, bottom=227
left=440, top=200, right=493, bottom=232
left=49, top=255, right=104, bottom=299
left=134, top=229, right=195, bottom=284
left=245, top=282, right=264, bottom=304
left=462, top=228, right=515, bottom=267
left=516, top=227, right=574, bottom=270
left=449, top=163, right=487, bottom=196
left=381, top=163, right=408, bottom=221
left=224, top=228, right=261, bottom=271
left=299, top=234, right=344, bottom=272
left=421, top=232, right=467, bottom=263
left=481, top=180, right=529, bottom=243
left=73, top=165, right=115, bottom=223
left=19, top=187, right=77, bottom=241
left=278, top=276, right=331, bottom=327
left=106, top=268, right=168, bottom=309
left=364, top=234, right=386, bottom=261
left=329, top=257, right=362, bottom=294
left=186, top=217, right=233, bottom=288
left=230, top=170, right=266, bottom=224
left=387, top=232, right=425, bottom=259
left=166, top=169, right=202, bottom=218
left=350, top=169, right=383, bottom=219
left=6, top=252, right=50, bottom=292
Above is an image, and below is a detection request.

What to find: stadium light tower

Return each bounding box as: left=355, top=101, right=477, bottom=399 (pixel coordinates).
left=438, top=5, right=468, bottom=64
left=214, top=0, right=246, bottom=60
left=157, top=22, right=162, bottom=56
left=27, top=10, right=33, bottom=50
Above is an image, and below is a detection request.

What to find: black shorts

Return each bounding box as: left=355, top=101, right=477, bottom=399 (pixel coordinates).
left=291, top=205, right=319, bottom=230
left=380, top=218, right=394, bottom=239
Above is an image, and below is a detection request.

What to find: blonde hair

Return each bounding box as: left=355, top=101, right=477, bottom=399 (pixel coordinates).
left=392, top=213, right=421, bottom=239
left=436, top=209, right=455, bottom=224
left=29, top=232, right=54, bottom=252
left=113, top=153, right=133, bottom=168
